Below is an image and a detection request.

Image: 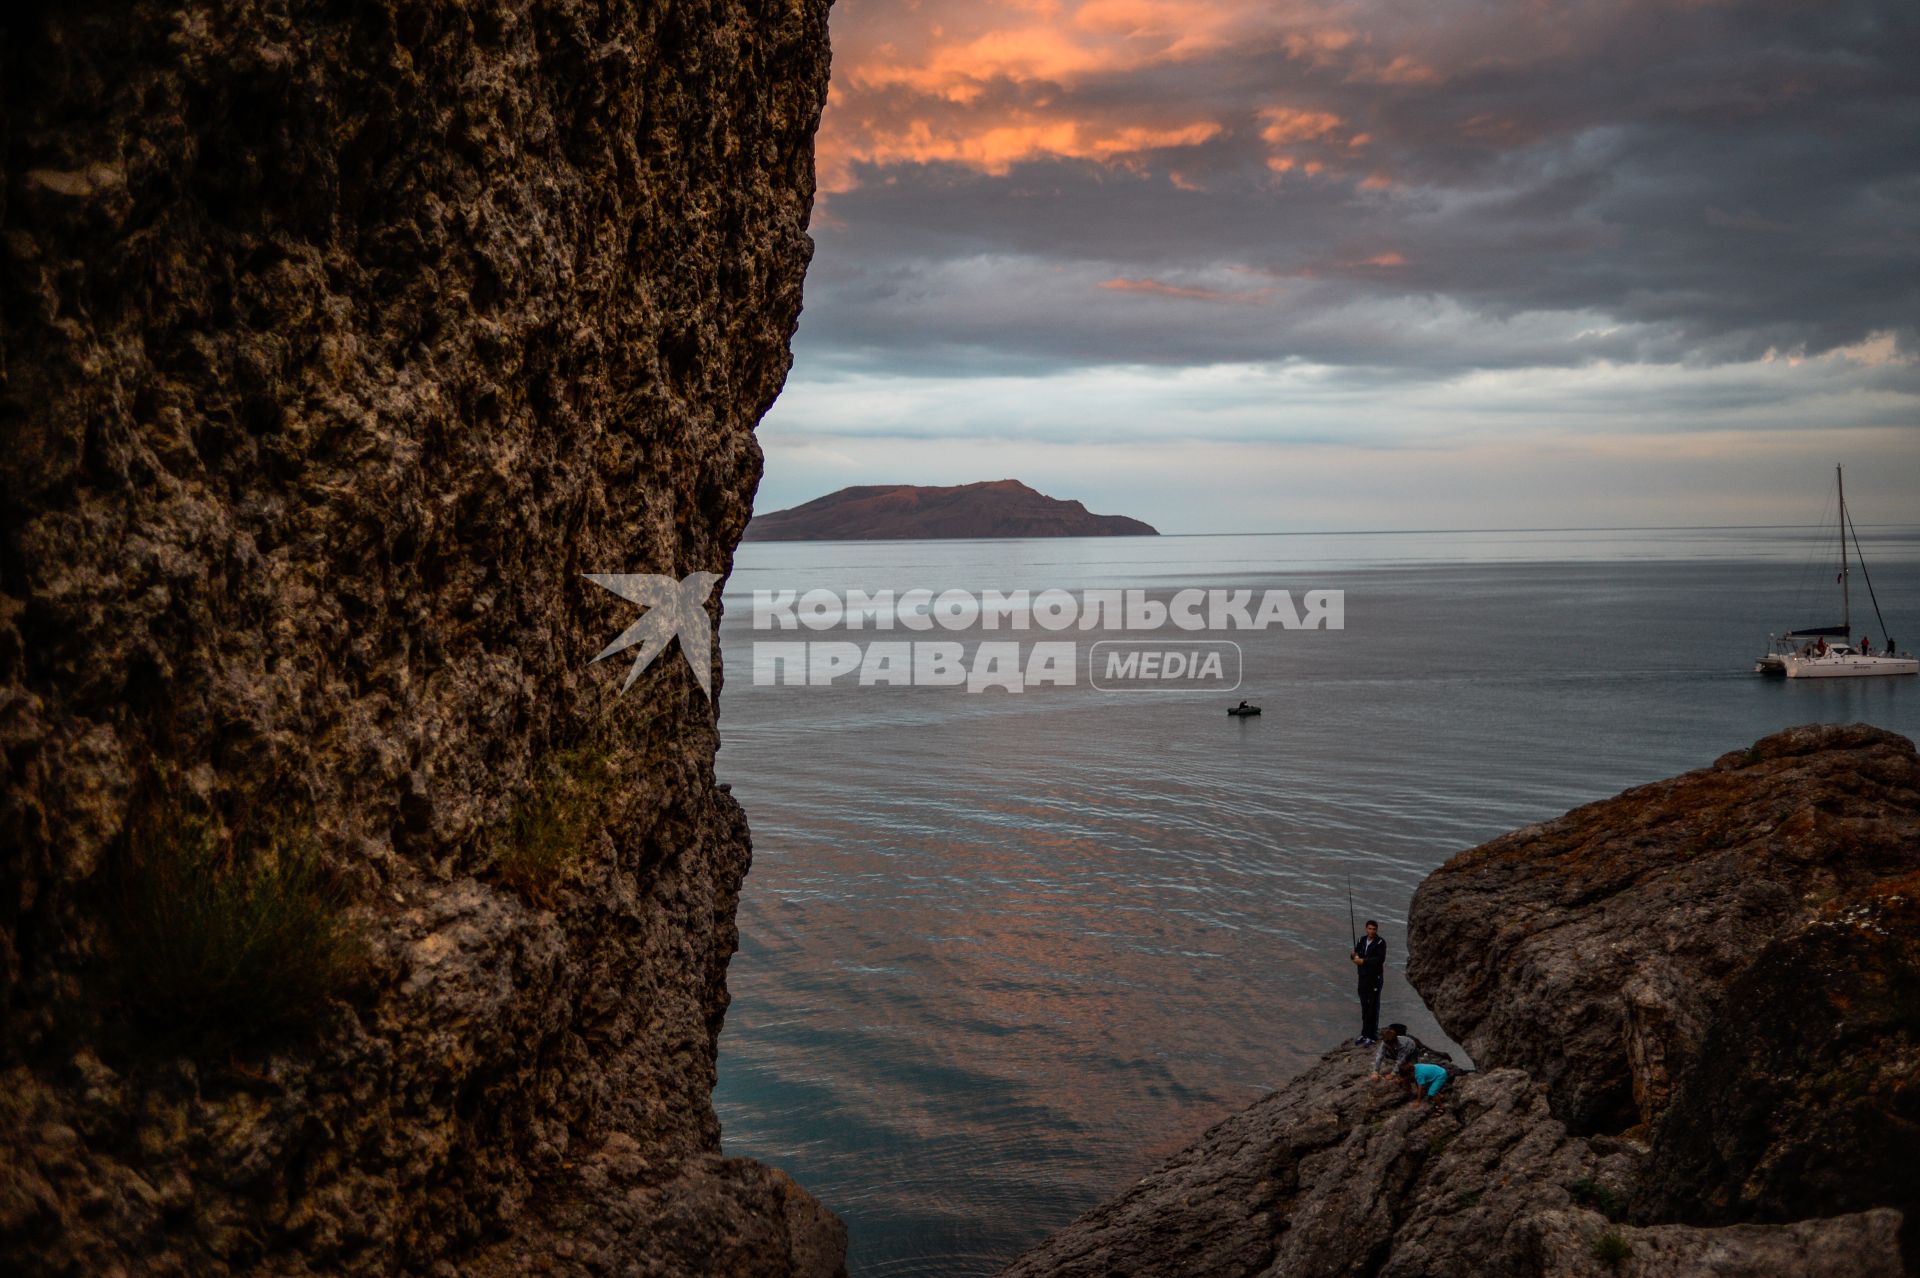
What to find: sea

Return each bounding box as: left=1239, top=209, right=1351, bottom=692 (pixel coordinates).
left=709, top=526, right=1920, bottom=1277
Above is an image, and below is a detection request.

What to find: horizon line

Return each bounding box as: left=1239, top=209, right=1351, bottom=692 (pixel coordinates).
left=1148, top=521, right=1920, bottom=537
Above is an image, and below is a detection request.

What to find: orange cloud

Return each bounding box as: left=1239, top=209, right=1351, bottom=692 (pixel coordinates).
left=1256, top=106, right=1353, bottom=182
left=1071, top=0, right=1278, bottom=57
left=1280, top=27, right=1358, bottom=66
left=853, top=25, right=1116, bottom=96
left=1823, top=331, right=1909, bottom=368
left=1092, top=122, right=1224, bottom=154
left=850, top=0, right=1288, bottom=103
left=1258, top=106, right=1344, bottom=144
left=1347, top=54, right=1442, bottom=85
left=815, top=0, right=1439, bottom=193
left=822, top=113, right=1221, bottom=189
left=1101, top=277, right=1275, bottom=302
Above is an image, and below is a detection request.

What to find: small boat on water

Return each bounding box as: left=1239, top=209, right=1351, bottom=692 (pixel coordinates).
left=1755, top=466, right=1916, bottom=679
left=1227, top=703, right=1261, bottom=716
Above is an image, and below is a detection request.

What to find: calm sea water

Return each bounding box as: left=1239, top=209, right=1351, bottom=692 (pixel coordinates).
left=710, top=526, right=1920, bottom=1277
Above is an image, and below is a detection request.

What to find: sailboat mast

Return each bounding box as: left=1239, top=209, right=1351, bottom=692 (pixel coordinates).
left=1837, top=464, right=1850, bottom=635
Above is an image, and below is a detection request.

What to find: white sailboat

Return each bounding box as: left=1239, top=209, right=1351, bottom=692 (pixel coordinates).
left=1755, top=466, right=1916, bottom=678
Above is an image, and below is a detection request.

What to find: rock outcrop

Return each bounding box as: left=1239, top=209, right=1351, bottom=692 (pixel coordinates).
left=1407, top=723, right=1920, bottom=1138
left=742, top=479, right=1159, bottom=540
left=1636, top=876, right=1920, bottom=1230
left=0, top=1, right=837, bottom=1274
left=1002, top=726, right=1918, bottom=1276
left=1001, top=1052, right=1902, bottom=1278
left=1408, top=721, right=1920, bottom=1244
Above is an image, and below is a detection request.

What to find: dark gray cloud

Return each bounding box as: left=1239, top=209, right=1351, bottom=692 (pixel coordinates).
left=803, top=0, right=1920, bottom=380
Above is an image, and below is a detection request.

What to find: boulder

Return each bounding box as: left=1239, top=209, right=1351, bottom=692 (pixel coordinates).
left=1406, top=724, right=1920, bottom=1135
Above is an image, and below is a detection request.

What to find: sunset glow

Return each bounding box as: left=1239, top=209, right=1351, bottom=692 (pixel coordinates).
left=774, top=0, right=1920, bottom=530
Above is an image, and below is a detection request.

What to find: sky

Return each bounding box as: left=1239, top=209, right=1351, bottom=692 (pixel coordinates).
left=755, top=0, right=1920, bottom=532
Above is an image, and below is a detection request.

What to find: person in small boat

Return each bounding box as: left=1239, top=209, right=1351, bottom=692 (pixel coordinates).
left=1235, top=699, right=1251, bottom=710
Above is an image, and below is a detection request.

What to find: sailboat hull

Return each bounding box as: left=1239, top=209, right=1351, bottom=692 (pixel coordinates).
left=1779, top=653, right=1918, bottom=678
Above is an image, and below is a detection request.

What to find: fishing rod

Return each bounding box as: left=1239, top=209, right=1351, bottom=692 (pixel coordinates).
left=1348, top=876, right=1357, bottom=948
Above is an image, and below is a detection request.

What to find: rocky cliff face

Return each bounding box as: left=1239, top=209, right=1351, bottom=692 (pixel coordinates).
left=1001, top=1053, right=1901, bottom=1278
left=0, top=1, right=837, bottom=1274
left=1407, top=723, right=1920, bottom=1140
left=1411, top=723, right=1920, bottom=1248
left=1001, top=725, right=1918, bottom=1276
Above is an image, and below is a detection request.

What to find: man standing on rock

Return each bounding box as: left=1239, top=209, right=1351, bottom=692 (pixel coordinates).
left=1351, top=919, right=1386, bottom=1044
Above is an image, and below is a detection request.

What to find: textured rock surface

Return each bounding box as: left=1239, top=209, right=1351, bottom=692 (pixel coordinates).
left=1002, top=727, right=1917, bottom=1276
left=1408, top=723, right=1920, bottom=1135
left=0, top=0, right=835, bottom=1274
left=1001, top=1051, right=1902, bottom=1278
left=1636, top=869, right=1920, bottom=1233
left=1517, top=1206, right=1904, bottom=1278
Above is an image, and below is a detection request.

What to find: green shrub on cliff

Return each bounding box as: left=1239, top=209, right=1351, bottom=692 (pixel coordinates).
left=1567, top=1176, right=1629, bottom=1221
left=495, top=745, right=611, bottom=908
left=111, top=814, right=364, bottom=1052
left=1589, top=1227, right=1633, bottom=1267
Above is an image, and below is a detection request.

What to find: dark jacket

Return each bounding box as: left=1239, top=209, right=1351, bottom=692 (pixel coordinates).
left=1353, top=935, right=1386, bottom=983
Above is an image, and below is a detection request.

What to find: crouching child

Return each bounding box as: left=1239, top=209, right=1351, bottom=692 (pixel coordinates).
left=1398, top=1060, right=1451, bottom=1110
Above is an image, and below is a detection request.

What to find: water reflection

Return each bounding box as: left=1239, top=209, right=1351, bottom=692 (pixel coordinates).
left=713, top=531, right=1920, bottom=1276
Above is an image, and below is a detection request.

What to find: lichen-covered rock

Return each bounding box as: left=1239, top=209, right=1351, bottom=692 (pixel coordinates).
left=998, top=1050, right=1903, bottom=1277
left=0, top=0, right=836, bottom=1273
left=997, top=1050, right=1397, bottom=1278
left=1516, top=1206, right=1904, bottom=1278
left=1406, top=723, right=1920, bottom=1135
left=1380, top=1070, right=1637, bottom=1278
left=1636, top=873, right=1920, bottom=1237
left=462, top=1144, right=848, bottom=1278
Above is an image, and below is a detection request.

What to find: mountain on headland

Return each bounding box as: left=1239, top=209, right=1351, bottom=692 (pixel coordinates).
left=1002, top=724, right=1920, bottom=1277
left=743, top=480, right=1159, bottom=540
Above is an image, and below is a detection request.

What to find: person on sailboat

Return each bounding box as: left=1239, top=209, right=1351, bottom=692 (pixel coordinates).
left=1861, top=637, right=1874, bottom=655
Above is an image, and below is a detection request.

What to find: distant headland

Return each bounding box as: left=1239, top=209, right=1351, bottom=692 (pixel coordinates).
left=743, top=479, right=1159, bottom=541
